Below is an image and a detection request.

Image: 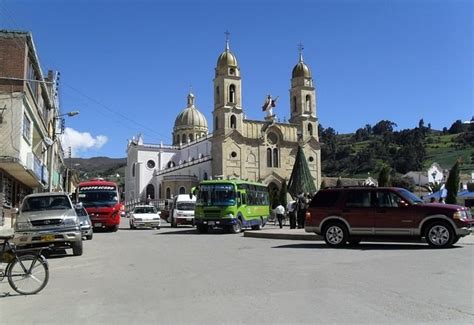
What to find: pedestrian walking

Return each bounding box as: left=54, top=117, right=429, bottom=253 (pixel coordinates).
left=287, top=200, right=296, bottom=229
left=275, top=204, right=285, bottom=229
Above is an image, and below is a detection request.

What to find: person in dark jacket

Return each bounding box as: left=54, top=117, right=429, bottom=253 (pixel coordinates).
left=297, top=193, right=307, bottom=229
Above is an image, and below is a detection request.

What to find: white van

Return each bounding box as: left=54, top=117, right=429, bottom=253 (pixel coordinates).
left=170, top=194, right=196, bottom=227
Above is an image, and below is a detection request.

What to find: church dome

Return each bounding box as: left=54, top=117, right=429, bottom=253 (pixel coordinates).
left=217, top=50, right=238, bottom=70
left=173, top=93, right=208, bottom=130
left=216, top=37, right=239, bottom=75
left=292, top=61, right=312, bottom=78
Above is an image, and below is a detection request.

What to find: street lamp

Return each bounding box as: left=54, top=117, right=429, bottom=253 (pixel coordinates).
left=48, top=111, right=79, bottom=191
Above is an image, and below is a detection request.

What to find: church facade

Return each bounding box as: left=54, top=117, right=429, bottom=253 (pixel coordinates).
left=125, top=39, right=321, bottom=204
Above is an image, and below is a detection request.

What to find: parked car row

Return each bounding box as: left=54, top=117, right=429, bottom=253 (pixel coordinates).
left=12, top=192, right=94, bottom=257
left=126, top=194, right=197, bottom=230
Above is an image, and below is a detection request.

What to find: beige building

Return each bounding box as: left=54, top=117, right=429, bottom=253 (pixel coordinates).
left=125, top=38, right=321, bottom=203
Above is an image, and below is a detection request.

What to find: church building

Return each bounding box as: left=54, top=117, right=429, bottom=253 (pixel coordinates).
left=125, top=38, right=321, bottom=204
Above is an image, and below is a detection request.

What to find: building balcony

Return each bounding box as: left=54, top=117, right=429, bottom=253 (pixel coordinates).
left=0, top=153, right=44, bottom=188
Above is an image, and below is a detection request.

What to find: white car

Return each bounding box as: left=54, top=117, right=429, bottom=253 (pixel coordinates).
left=129, top=205, right=161, bottom=229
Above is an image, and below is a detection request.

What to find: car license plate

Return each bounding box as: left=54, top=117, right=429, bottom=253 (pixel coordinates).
left=41, top=235, right=55, bottom=242
left=208, top=221, right=215, bottom=225
left=95, top=223, right=102, bottom=227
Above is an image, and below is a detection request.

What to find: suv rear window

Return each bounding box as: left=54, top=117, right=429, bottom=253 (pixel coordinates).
left=310, top=190, right=340, bottom=208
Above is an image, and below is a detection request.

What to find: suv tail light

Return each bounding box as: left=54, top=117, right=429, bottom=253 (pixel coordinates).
left=305, top=211, right=311, bottom=225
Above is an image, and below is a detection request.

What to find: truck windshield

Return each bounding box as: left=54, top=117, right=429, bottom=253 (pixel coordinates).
left=22, top=196, right=72, bottom=212
left=196, top=184, right=236, bottom=206
left=78, top=189, right=118, bottom=208
left=176, top=202, right=195, bottom=211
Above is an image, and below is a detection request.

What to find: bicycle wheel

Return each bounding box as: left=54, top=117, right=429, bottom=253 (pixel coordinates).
left=7, top=254, right=49, bottom=295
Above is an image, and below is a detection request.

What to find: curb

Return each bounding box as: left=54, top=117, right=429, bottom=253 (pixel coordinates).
left=244, top=230, right=321, bottom=241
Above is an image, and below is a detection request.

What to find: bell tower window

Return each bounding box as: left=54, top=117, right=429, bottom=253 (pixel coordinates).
left=305, top=95, right=311, bottom=113
left=230, top=115, right=237, bottom=129
left=229, top=84, right=236, bottom=103
left=215, top=116, right=219, bottom=130
left=293, top=96, right=297, bottom=112
left=308, top=123, right=313, bottom=136
left=215, top=86, right=220, bottom=103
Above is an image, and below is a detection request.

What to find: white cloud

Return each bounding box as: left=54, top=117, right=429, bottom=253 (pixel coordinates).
left=61, top=127, right=108, bottom=157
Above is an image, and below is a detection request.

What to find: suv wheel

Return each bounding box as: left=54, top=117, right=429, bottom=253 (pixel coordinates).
left=425, top=222, right=454, bottom=248
left=323, top=222, right=348, bottom=248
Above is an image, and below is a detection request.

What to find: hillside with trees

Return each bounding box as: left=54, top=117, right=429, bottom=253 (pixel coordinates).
left=319, top=118, right=473, bottom=180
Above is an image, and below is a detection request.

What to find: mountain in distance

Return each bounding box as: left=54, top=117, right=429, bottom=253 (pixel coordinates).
left=70, top=157, right=126, bottom=182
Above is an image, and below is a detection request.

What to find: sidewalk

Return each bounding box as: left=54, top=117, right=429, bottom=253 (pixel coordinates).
left=244, top=226, right=474, bottom=245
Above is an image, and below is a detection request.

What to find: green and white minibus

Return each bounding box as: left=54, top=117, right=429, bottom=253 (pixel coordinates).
left=194, top=179, right=270, bottom=233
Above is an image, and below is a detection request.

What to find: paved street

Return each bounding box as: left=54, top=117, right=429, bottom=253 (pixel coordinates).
left=1, top=217, right=473, bottom=324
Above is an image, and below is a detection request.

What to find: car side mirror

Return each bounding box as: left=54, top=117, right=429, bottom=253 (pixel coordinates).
left=75, top=202, right=83, bottom=209
left=12, top=207, right=19, bottom=214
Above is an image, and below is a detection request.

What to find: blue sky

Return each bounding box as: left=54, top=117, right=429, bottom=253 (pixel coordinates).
left=1, top=0, right=472, bottom=158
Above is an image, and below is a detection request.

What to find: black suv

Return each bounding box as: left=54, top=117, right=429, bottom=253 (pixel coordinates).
left=305, top=187, right=473, bottom=248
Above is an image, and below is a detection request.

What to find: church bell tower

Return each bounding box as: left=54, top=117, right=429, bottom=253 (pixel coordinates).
left=289, top=45, right=319, bottom=141
left=212, top=32, right=243, bottom=135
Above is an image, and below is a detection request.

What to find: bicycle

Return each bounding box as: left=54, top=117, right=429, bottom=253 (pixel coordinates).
left=0, top=233, right=49, bottom=295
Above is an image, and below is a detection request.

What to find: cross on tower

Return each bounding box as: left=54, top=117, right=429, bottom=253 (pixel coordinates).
left=297, top=42, right=304, bottom=62
left=225, top=30, right=230, bottom=50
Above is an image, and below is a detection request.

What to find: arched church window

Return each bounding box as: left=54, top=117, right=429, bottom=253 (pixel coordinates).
left=189, top=134, right=194, bottom=142
left=179, top=187, right=186, bottom=194
left=215, top=86, right=220, bottom=103
left=166, top=187, right=171, bottom=199
left=146, top=184, right=155, bottom=200
left=159, top=184, right=162, bottom=199
left=305, top=95, right=311, bottom=113
left=267, top=148, right=272, bottom=167
left=230, top=115, right=237, bottom=129
left=293, top=96, right=297, bottom=112
left=182, top=134, right=187, bottom=144
left=215, top=117, right=219, bottom=130
left=132, top=163, right=135, bottom=177
left=273, top=148, right=279, bottom=168
left=229, top=84, right=236, bottom=103
left=308, top=123, right=313, bottom=136
left=176, top=134, right=180, bottom=144
left=204, top=172, right=208, bottom=180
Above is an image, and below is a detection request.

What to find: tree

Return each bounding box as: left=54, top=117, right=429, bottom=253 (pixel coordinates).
left=445, top=160, right=461, bottom=204
left=377, top=166, right=391, bottom=187
left=448, top=120, right=464, bottom=134
left=288, top=146, right=317, bottom=197
left=373, top=120, right=397, bottom=136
